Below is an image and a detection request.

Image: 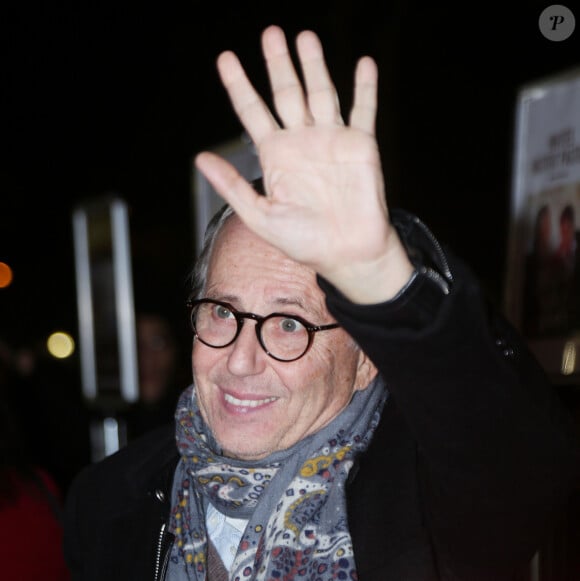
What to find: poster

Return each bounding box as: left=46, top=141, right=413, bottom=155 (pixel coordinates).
left=504, top=67, right=580, bottom=382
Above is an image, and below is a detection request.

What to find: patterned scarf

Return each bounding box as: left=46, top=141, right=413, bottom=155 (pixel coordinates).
left=168, top=376, right=387, bottom=580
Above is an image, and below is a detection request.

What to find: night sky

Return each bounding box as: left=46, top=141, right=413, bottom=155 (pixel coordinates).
left=2, top=0, right=580, bottom=353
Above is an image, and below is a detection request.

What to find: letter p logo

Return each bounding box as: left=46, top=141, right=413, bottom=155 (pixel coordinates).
left=539, top=5, right=576, bottom=40
left=550, top=14, right=566, bottom=30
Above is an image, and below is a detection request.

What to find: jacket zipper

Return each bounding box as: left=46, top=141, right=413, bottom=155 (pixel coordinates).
left=154, top=523, right=173, bottom=581
left=405, top=214, right=453, bottom=295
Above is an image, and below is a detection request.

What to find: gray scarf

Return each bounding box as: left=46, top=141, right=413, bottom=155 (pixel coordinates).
left=168, top=375, right=387, bottom=580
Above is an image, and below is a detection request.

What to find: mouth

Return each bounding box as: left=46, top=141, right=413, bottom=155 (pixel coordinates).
left=223, top=392, right=278, bottom=409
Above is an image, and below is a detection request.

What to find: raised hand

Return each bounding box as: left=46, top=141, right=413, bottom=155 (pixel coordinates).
left=195, top=25, right=413, bottom=303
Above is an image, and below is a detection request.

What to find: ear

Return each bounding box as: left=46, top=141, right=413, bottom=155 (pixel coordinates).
left=353, top=349, right=378, bottom=392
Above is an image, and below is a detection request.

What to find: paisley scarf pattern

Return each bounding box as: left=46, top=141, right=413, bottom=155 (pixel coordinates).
left=168, top=376, right=387, bottom=580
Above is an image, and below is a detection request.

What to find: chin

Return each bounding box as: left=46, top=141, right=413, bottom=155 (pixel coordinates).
left=221, top=444, right=271, bottom=461
left=217, top=432, right=276, bottom=461
left=212, top=421, right=281, bottom=461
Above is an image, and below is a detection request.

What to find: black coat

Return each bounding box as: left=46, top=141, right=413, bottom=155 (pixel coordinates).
left=63, top=212, right=579, bottom=580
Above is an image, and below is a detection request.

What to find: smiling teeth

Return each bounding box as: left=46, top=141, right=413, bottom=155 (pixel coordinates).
left=224, top=393, right=278, bottom=407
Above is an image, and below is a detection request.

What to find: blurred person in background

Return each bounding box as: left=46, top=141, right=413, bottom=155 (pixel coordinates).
left=125, top=310, right=187, bottom=440
left=0, top=337, right=71, bottom=580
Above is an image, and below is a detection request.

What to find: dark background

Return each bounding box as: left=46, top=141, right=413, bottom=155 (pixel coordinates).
left=2, top=3, right=580, bottom=569
left=2, top=1, right=580, bottom=358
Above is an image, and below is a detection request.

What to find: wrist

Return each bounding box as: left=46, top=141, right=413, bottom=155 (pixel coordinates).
left=321, top=233, right=415, bottom=304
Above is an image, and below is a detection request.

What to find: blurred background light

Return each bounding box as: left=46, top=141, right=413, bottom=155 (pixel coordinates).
left=562, top=340, right=577, bottom=376
left=47, top=331, right=76, bottom=359
left=0, top=261, right=13, bottom=288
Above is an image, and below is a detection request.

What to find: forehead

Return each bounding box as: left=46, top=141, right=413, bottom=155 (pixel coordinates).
left=206, top=217, right=326, bottom=314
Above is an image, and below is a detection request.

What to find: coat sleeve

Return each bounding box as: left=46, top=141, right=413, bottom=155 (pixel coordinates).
left=318, top=210, right=580, bottom=579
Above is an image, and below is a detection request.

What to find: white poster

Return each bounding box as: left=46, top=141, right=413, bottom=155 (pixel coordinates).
left=505, top=67, right=580, bottom=381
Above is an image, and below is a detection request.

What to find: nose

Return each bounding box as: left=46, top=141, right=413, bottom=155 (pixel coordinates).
left=226, top=319, right=267, bottom=376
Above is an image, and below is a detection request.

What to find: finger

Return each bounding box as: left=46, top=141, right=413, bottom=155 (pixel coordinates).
left=261, top=25, right=312, bottom=127
left=217, top=50, right=279, bottom=146
left=296, top=30, right=343, bottom=125
left=348, top=56, right=378, bottom=134
left=195, top=151, right=269, bottom=229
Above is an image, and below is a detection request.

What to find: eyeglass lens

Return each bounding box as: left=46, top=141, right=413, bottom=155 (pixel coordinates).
left=192, top=301, right=311, bottom=361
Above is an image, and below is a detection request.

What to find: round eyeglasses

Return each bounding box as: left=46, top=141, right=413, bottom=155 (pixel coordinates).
left=187, top=298, right=340, bottom=362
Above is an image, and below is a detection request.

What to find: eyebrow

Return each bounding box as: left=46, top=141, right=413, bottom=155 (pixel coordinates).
left=272, top=296, right=306, bottom=310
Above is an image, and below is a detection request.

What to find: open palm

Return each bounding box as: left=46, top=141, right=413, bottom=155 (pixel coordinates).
left=195, top=26, right=413, bottom=303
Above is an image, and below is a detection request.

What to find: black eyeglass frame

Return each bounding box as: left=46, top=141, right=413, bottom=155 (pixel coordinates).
left=187, top=298, right=340, bottom=362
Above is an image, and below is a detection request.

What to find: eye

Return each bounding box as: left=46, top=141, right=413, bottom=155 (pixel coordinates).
left=214, top=304, right=234, bottom=320
left=279, top=317, right=305, bottom=333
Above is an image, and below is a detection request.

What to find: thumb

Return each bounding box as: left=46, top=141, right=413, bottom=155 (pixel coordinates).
left=194, top=151, right=269, bottom=227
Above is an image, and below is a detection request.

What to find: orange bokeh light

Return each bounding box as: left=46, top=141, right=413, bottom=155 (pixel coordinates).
left=0, top=262, right=13, bottom=288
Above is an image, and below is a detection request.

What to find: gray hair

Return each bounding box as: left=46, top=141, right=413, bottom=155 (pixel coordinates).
left=188, top=203, right=236, bottom=301
left=188, top=178, right=265, bottom=301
